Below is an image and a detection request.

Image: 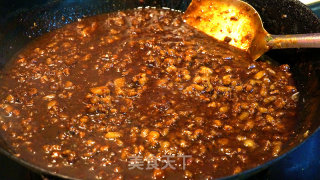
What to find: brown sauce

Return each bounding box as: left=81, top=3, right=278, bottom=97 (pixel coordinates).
left=0, top=8, right=298, bottom=179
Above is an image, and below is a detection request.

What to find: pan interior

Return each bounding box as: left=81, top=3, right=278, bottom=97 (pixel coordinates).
left=0, top=0, right=319, bottom=179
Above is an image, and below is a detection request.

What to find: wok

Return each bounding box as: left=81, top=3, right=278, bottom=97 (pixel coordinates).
left=0, top=0, right=319, bottom=179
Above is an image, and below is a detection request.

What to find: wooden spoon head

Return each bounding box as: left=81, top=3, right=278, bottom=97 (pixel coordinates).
left=183, top=0, right=270, bottom=60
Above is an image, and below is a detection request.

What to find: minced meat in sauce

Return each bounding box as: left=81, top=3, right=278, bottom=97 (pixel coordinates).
left=0, top=8, right=298, bottom=179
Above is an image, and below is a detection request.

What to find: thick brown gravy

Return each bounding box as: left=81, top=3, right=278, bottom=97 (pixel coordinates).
left=0, top=8, right=298, bottom=179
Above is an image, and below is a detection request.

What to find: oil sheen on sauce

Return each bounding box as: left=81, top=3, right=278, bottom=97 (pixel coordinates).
left=0, top=8, right=298, bottom=179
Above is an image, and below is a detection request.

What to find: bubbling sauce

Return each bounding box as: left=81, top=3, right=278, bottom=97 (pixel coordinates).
left=0, top=8, right=298, bottom=179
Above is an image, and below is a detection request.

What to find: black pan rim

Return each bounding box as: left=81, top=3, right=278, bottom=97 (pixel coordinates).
left=0, top=0, right=319, bottom=179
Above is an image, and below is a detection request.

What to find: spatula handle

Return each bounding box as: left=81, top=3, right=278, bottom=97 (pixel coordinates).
left=267, top=33, right=320, bottom=49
